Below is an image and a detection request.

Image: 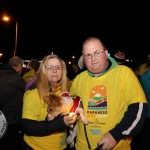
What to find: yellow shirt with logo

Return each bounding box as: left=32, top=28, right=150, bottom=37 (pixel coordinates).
left=23, top=69, right=35, bottom=82
left=70, top=65, right=146, bottom=150
left=22, top=89, right=67, bottom=150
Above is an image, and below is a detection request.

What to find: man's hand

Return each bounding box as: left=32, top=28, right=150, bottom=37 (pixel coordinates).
left=97, top=132, right=117, bottom=150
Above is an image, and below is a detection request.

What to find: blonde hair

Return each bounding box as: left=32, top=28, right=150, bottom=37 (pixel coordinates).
left=36, top=54, right=68, bottom=98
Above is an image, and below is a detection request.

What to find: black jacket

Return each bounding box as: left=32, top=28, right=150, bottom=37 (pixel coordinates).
left=0, top=64, right=26, bottom=125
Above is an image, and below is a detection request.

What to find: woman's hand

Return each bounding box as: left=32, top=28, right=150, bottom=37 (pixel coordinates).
left=63, top=114, right=77, bottom=127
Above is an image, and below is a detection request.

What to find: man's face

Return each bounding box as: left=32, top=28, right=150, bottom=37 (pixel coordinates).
left=82, top=39, right=108, bottom=74
left=13, top=64, right=23, bottom=75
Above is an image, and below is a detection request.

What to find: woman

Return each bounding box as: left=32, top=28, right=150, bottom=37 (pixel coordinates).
left=21, top=54, right=76, bottom=150
left=23, top=59, right=40, bottom=82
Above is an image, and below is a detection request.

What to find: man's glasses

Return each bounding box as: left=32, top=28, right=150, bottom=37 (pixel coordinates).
left=45, top=65, right=62, bottom=71
left=83, top=50, right=105, bottom=59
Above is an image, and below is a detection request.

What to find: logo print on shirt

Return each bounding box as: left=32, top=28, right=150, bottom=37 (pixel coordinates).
left=88, top=85, right=107, bottom=110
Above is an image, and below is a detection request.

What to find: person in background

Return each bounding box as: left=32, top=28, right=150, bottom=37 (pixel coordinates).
left=21, top=54, right=77, bottom=150
left=113, top=51, right=126, bottom=65
left=140, top=57, right=150, bottom=150
left=72, top=63, right=82, bottom=79
left=70, top=36, right=147, bottom=150
left=137, top=54, right=150, bottom=79
left=9, top=56, right=24, bottom=75
left=0, top=57, right=26, bottom=150
left=78, top=55, right=85, bottom=70
left=24, top=59, right=40, bottom=91
left=25, top=73, right=38, bottom=91
left=129, top=60, right=141, bottom=77
left=23, top=59, right=40, bottom=82
left=114, top=51, right=138, bottom=76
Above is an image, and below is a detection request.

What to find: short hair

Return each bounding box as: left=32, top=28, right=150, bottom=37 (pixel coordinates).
left=36, top=54, right=68, bottom=98
left=82, top=36, right=106, bottom=52
left=9, top=56, right=24, bottom=67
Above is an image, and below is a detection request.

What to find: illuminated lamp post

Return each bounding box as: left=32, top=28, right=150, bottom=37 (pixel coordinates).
left=3, top=16, right=18, bottom=57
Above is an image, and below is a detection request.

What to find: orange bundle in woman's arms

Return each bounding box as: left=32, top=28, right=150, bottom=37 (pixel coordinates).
left=44, top=92, right=88, bottom=148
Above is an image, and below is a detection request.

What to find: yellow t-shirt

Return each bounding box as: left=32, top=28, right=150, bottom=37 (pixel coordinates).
left=67, top=78, right=72, bottom=92
left=70, top=65, right=147, bottom=150
left=22, top=89, right=67, bottom=150
left=23, top=69, right=35, bottom=82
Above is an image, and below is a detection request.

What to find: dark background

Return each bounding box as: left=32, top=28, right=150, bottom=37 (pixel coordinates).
left=0, top=1, right=149, bottom=63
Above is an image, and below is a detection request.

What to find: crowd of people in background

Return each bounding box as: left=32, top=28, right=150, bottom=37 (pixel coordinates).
left=0, top=56, right=26, bottom=150
left=0, top=36, right=150, bottom=150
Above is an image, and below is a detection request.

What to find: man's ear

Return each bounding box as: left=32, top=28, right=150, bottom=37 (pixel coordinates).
left=104, top=50, right=108, bottom=58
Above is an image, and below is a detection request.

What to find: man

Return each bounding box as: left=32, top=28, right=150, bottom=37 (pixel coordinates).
left=0, top=56, right=26, bottom=150
left=70, top=37, right=147, bottom=150
left=9, top=56, right=24, bottom=75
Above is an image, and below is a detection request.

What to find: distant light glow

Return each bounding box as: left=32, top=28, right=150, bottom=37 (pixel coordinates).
left=3, top=16, right=9, bottom=21
left=0, top=53, right=2, bottom=59
left=23, top=64, right=26, bottom=68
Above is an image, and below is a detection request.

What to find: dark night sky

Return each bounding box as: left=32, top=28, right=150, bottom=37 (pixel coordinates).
left=0, top=1, right=149, bottom=63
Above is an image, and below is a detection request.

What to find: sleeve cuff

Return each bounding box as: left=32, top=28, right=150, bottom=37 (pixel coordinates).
left=109, top=126, right=124, bottom=142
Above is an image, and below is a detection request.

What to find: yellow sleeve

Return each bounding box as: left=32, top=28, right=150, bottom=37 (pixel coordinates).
left=22, top=89, right=44, bottom=120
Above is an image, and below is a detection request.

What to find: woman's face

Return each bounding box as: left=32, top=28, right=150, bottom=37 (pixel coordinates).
left=45, top=58, right=63, bottom=84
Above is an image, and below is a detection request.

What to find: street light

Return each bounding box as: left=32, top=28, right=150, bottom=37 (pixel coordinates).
left=72, top=55, right=75, bottom=63
left=3, top=16, right=18, bottom=57
left=0, top=53, right=2, bottom=64
left=0, top=53, right=2, bottom=58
